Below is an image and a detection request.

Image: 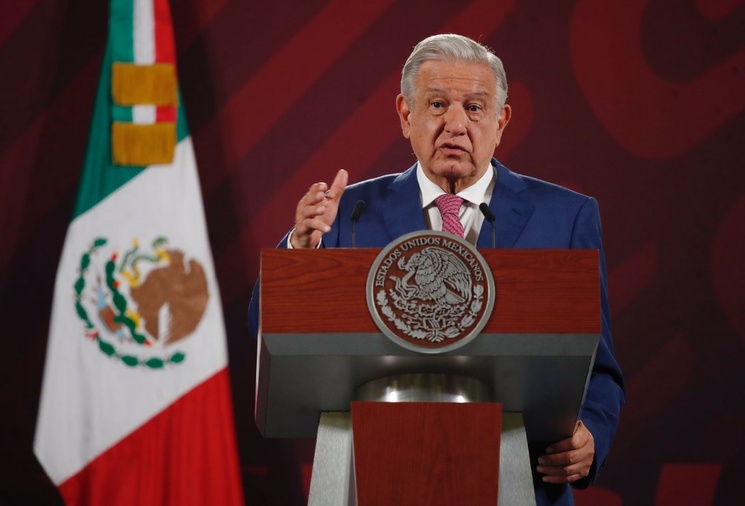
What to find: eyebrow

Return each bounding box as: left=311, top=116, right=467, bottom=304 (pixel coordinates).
left=424, top=88, right=491, bottom=100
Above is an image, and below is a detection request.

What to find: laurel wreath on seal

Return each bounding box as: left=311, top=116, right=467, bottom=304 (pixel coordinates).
left=375, top=284, right=485, bottom=343
left=74, top=237, right=186, bottom=369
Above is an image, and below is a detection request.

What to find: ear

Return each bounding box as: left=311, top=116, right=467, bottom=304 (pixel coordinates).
left=495, top=104, right=512, bottom=146
left=396, top=94, right=412, bottom=139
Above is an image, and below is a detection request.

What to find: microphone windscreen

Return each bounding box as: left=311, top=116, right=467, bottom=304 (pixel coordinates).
left=351, top=200, right=366, bottom=222
left=479, top=202, right=495, bottom=223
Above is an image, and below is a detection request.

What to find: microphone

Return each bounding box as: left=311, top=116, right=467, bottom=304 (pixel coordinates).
left=479, top=202, right=496, bottom=248
left=351, top=200, right=366, bottom=247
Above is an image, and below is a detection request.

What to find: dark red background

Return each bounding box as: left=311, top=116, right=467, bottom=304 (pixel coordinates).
left=1, top=1, right=743, bottom=504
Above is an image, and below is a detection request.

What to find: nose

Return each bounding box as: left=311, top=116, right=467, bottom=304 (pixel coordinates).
left=444, top=106, right=467, bottom=135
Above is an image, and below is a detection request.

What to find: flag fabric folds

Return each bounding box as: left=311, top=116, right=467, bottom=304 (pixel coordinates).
left=33, top=0, right=244, bottom=504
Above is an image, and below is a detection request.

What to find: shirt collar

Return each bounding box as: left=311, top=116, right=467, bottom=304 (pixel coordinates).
left=416, top=161, right=495, bottom=208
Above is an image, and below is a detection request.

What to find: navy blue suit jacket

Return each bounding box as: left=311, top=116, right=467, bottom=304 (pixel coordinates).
left=249, top=160, right=624, bottom=505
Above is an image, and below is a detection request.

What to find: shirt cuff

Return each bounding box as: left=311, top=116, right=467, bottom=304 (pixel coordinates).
left=287, top=229, right=322, bottom=249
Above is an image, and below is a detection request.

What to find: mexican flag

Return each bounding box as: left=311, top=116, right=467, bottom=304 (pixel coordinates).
left=33, top=0, right=244, bottom=504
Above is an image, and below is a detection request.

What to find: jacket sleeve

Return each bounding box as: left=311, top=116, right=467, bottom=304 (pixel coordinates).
left=570, top=197, right=625, bottom=488
left=247, top=231, right=293, bottom=340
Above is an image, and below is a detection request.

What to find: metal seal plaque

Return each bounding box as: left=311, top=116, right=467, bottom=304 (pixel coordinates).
left=366, top=231, right=496, bottom=354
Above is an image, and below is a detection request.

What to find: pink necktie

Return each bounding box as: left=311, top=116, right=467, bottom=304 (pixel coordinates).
left=435, top=194, right=465, bottom=238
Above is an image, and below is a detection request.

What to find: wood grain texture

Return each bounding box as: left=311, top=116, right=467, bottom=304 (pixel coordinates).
left=351, top=401, right=501, bottom=506
left=260, top=248, right=600, bottom=334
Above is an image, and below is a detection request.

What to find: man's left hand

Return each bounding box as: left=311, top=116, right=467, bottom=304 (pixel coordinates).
left=536, top=421, right=595, bottom=484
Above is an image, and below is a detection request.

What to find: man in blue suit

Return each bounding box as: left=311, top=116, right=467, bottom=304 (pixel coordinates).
left=253, top=33, right=624, bottom=505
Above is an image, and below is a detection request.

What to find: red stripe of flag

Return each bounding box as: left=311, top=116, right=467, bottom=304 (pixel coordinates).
left=152, top=0, right=176, bottom=124
left=57, top=369, right=243, bottom=505
left=153, top=0, right=175, bottom=64
left=156, top=106, right=177, bottom=122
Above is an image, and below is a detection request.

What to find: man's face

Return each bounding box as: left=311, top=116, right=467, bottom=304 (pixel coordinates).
left=397, top=60, right=511, bottom=193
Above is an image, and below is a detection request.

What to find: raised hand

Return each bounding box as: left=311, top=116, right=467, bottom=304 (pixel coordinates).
left=290, top=169, right=348, bottom=249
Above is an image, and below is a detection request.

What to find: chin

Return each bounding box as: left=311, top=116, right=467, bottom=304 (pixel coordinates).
left=435, top=163, right=475, bottom=180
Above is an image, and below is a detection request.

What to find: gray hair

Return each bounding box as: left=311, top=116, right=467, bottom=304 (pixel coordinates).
left=401, top=33, right=508, bottom=110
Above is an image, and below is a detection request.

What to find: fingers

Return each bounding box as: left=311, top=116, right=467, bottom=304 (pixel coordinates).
left=328, top=168, right=348, bottom=200
left=536, top=450, right=592, bottom=484
left=536, top=421, right=595, bottom=484
left=292, top=185, right=331, bottom=249
left=292, top=169, right=348, bottom=249
left=545, top=421, right=591, bottom=454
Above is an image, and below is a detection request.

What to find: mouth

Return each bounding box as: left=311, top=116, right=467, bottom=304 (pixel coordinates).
left=438, top=143, right=468, bottom=156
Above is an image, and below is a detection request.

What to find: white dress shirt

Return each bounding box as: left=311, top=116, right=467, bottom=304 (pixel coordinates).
left=416, top=162, right=496, bottom=245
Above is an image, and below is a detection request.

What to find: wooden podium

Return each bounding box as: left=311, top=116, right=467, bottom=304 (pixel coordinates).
left=255, top=247, right=600, bottom=505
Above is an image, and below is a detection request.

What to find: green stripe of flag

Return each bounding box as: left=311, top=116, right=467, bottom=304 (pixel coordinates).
left=111, top=105, right=134, bottom=123
left=109, top=0, right=135, bottom=63
left=73, top=42, right=188, bottom=219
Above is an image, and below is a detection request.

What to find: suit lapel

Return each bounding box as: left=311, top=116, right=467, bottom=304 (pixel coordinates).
left=383, top=165, right=427, bottom=239
left=381, top=162, right=533, bottom=247
left=477, top=161, right=535, bottom=248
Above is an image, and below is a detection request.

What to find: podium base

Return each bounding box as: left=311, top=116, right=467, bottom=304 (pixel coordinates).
left=309, top=410, right=536, bottom=506
left=500, top=412, right=537, bottom=505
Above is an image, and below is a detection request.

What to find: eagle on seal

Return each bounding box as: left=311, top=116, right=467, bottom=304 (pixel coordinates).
left=394, top=247, right=471, bottom=305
